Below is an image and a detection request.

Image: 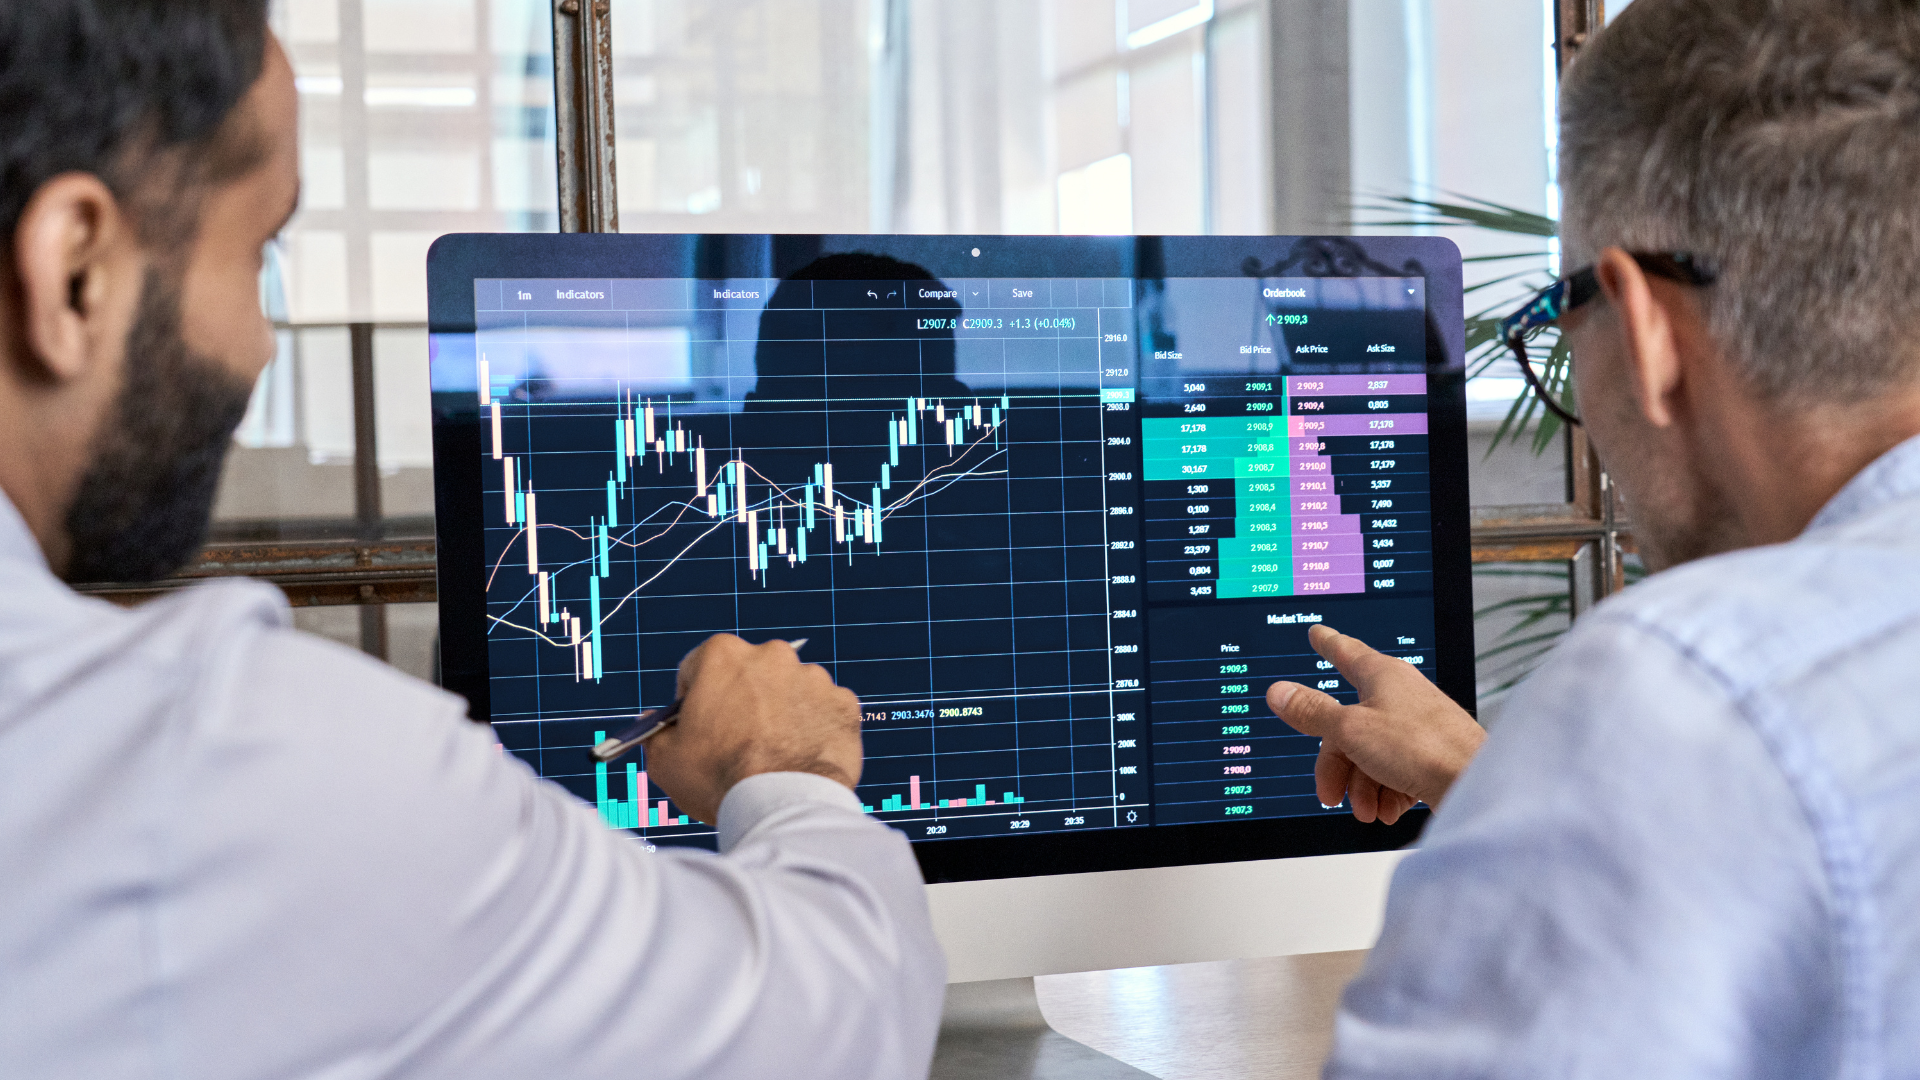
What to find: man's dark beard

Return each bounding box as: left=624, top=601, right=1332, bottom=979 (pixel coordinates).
left=60, top=271, right=256, bottom=584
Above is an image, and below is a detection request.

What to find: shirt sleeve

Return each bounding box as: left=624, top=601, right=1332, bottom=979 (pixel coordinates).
left=166, top=622, right=946, bottom=1080
left=1324, top=615, right=1841, bottom=1080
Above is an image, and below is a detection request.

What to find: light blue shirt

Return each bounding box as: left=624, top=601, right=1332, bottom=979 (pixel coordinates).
left=0, top=494, right=944, bottom=1078
left=1329, top=434, right=1920, bottom=1079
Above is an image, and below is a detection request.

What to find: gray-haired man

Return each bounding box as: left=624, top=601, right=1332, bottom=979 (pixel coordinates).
left=1267, top=1, right=1920, bottom=1074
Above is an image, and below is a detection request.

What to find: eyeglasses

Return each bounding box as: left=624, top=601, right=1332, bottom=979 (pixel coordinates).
left=1496, top=251, right=1719, bottom=427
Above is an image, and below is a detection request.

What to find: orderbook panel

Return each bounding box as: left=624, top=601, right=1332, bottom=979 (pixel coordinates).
left=1134, top=277, right=1438, bottom=826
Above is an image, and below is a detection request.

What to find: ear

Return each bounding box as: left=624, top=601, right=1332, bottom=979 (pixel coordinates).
left=11, top=172, right=139, bottom=384
left=1591, top=246, right=1684, bottom=428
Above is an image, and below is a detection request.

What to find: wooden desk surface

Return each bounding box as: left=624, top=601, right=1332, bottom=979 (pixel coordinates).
left=1033, top=950, right=1368, bottom=1080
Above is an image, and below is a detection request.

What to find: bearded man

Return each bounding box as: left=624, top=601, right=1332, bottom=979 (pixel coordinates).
left=0, top=4, right=943, bottom=1077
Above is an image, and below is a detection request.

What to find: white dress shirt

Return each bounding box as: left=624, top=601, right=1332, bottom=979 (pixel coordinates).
left=0, top=493, right=945, bottom=1078
left=1328, top=434, right=1920, bottom=1078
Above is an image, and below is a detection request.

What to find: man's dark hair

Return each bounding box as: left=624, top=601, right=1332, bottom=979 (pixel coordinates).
left=0, top=2, right=273, bottom=584
left=0, top=0, right=270, bottom=249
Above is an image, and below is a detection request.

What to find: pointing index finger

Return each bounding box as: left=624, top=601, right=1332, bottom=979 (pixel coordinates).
left=1266, top=679, right=1345, bottom=738
left=1307, top=623, right=1393, bottom=695
left=1305, top=622, right=1344, bottom=656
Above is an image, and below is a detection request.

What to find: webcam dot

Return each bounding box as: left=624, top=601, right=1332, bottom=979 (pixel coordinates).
left=971, top=248, right=980, bottom=257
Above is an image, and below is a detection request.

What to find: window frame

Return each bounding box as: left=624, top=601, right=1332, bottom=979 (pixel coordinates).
left=76, top=0, right=1627, bottom=668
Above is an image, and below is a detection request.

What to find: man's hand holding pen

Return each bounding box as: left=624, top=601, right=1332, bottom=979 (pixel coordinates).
left=644, top=634, right=864, bottom=824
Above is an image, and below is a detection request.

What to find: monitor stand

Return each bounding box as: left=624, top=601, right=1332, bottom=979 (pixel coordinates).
left=930, top=976, right=1155, bottom=1079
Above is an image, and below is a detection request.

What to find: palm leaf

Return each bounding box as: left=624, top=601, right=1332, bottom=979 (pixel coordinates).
left=1464, top=251, right=1557, bottom=264
left=1352, top=193, right=1558, bottom=237
left=1464, top=266, right=1551, bottom=295
left=1352, top=192, right=1567, bottom=456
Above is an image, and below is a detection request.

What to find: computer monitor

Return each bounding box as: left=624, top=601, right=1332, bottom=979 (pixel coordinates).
left=426, top=233, right=1471, bottom=987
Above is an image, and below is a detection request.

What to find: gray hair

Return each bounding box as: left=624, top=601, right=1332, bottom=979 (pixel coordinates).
left=1560, top=0, right=1920, bottom=401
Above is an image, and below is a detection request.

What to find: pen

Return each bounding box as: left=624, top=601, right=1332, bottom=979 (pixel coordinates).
left=589, top=638, right=808, bottom=763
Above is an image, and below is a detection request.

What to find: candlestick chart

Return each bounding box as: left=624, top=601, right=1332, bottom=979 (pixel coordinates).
left=478, top=277, right=1152, bottom=847
left=485, top=386, right=1018, bottom=681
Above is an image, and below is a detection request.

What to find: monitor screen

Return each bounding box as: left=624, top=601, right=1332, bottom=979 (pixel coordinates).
left=428, top=235, right=1471, bottom=882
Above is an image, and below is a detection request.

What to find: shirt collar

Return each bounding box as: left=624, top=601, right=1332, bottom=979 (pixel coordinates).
left=0, top=486, right=49, bottom=573
left=1808, top=432, right=1920, bottom=533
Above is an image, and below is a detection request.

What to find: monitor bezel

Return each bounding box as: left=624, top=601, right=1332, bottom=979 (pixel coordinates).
left=428, top=232, right=1467, bottom=884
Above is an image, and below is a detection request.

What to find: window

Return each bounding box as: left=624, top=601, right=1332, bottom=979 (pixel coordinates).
left=79, top=0, right=1618, bottom=713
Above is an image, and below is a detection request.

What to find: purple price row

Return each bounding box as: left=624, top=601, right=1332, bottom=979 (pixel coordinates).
left=1288, top=413, right=1428, bottom=438
left=1285, top=374, right=1425, bottom=396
